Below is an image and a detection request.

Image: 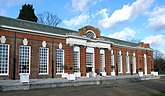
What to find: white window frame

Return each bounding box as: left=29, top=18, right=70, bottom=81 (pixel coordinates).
left=86, top=53, right=93, bottom=67
left=118, top=55, right=122, bottom=73
left=86, top=47, right=95, bottom=73
left=110, top=54, right=114, bottom=66
left=56, top=49, right=64, bottom=74
left=100, top=49, right=105, bottom=72
left=0, top=44, right=9, bottom=75
left=73, top=46, right=80, bottom=73
left=19, top=45, right=31, bottom=74
left=126, top=56, right=130, bottom=73
left=39, top=47, right=49, bottom=75
left=132, top=56, right=136, bottom=73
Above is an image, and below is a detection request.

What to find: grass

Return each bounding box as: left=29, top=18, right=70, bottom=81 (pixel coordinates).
left=160, top=72, right=165, bottom=75
left=155, top=93, right=165, bottom=96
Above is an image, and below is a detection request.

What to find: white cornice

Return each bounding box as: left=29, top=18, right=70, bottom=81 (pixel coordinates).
left=66, top=35, right=113, bottom=44
left=66, top=37, right=111, bottom=50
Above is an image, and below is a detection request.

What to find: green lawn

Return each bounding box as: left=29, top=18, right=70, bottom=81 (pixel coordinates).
left=155, top=93, right=165, bottom=96
left=160, top=72, right=165, bottom=74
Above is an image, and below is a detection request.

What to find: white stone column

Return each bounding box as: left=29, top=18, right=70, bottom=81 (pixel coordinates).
left=132, top=53, right=136, bottom=73
left=126, top=52, right=130, bottom=73
left=144, top=54, right=147, bottom=75
left=100, top=49, right=105, bottom=72
left=118, top=51, right=122, bottom=73
left=111, top=50, right=114, bottom=66
left=111, top=50, right=115, bottom=76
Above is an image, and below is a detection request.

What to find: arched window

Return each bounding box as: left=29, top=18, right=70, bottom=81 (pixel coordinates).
left=86, top=31, right=96, bottom=39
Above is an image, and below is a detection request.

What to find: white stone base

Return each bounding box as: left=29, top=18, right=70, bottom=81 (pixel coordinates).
left=67, top=74, right=76, bottom=81
left=100, top=72, right=107, bottom=77
left=74, top=72, right=81, bottom=78
left=20, top=73, right=29, bottom=83
left=138, top=72, right=143, bottom=77
left=62, top=73, right=68, bottom=78
left=151, top=72, right=158, bottom=76
left=111, top=72, right=115, bottom=76
left=86, top=72, right=96, bottom=77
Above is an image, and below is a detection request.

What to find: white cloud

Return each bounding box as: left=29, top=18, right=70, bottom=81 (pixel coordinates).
left=108, top=27, right=136, bottom=40
left=63, top=13, right=90, bottom=27
left=147, top=7, right=165, bottom=31
left=71, top=0, right=90, bottom=12
left=71, top=0, right=104, bottom=12
left=141, top=35, right=165, bottom=47
left=96, top=8, right=109, bottom=18
left=98, top=0, right=153, bottom=29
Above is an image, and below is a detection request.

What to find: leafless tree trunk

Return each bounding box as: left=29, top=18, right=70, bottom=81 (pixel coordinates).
left=37, top=11, right=62, bottom=27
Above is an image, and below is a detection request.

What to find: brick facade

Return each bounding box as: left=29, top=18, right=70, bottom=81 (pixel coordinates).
left=80, top=46, right=86, bottom=76
left=0, top=17, right=153, bottom=80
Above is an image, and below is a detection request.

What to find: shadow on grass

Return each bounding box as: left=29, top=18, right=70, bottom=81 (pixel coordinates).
left=139, top=79, right=165, bottom=93
left=0, top=85, right=4, bottom=91
left=154, top=93, right=165, bottom=96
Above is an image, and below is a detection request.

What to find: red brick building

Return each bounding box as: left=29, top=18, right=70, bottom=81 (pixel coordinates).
left=0, top=16, right=153, bottom=80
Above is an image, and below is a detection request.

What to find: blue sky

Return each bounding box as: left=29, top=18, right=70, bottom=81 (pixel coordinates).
left=0, top=0, right=165, bottom=54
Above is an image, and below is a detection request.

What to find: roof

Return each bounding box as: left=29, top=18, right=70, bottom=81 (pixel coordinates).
left=0, top=16, right=78, bottom=35
left=0, top=16, right=140, bottom=47
left=100, top=36, right=139, bottom=47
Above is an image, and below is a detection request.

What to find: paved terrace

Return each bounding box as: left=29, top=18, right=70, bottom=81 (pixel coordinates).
left=0, top=75, right=162, bottom=91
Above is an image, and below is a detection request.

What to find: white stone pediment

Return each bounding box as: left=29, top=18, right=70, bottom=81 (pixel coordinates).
left=23, top=38, right=28, bottom=45
left=59, top=43, right=63, bottom=49
left=42, top=41, right=47, bottom=47
left=0, top=36, right=6, bottom=43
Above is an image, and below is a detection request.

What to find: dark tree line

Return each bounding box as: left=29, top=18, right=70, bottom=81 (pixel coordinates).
left=17, top=4, right=61, bottom=27
left=154, top=50, right=165, bottom=74
left=18, top=4, right=38, bottom=22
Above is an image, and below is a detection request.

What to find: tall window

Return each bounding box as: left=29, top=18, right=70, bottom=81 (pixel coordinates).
left=39, top=47, right=49, bottom=74
left=100, top=54, right=105, bottom=72
left=19, top=46, right=31, bottom=73
left=56, top=49, right=64, bottom=74
left=86, top=53, right=93, bottom=67
left=126, top=56, right=130, bottom=73
left=110, top=54, right=114, bottom=66
left=118, top=55, right=122, bottom=73
left=74, top=51, right=80, bottom=72
left=0, top=44, right=9, bottom=75
left=132, top=56, right=136, bottom=73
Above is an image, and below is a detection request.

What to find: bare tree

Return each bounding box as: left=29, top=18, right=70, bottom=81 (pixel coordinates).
left=154, top=50, right=165, bottom=74
left=154, top=50, right=165, bottom=59
left=129, top=38, right=141, bottom=43
left=37, top=11, right=62, bottom=27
